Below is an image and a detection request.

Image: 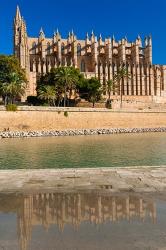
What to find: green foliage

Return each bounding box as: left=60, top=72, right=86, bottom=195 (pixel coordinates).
left=38, top=85, right=56, bottom=106
left=78, top=77, right=101, bottom=107
left=0, top=55, right=27, bottom=104
left=114, top=65, right=130, bottom=108
left=64, top=111, right=68, bottom=117
left=0, top=55, right=26, bottom=84
left=37, top=66, right=84, bottom=107
left=6, top=104, right=18, bottom=111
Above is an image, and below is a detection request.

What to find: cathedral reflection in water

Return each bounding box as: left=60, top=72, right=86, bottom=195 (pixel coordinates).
left=0, top=191, right=156, bottom=250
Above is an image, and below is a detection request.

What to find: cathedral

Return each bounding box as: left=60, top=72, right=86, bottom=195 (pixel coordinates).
left=14, top=6, right=166, bottom=102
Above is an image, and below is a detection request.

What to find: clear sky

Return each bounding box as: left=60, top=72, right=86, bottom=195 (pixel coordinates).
left=1, top=0, right=166, bottom=64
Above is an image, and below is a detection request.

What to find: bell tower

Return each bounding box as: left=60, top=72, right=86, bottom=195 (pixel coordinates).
left=13, top=5, right=29, bottom=70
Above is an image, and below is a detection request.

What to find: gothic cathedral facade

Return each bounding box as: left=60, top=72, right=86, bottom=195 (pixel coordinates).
left=14, top=6, right=166, bottom=101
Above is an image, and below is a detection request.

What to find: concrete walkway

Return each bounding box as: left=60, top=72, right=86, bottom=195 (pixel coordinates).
left=0, top=166, right=166, bottom=193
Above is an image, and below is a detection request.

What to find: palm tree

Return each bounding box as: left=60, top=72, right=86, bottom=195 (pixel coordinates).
left=0, top=72, right=26, bottom=104
left=106, top=79, right=115, bottom=107
left=54, top=67, right=79, bottom=107
left=38, top=85, right=57, bottom=106
left=114, top=65, right=130, bottom=109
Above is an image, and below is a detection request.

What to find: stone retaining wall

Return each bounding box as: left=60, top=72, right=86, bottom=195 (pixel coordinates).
left=0, top=108, right=166, bottom=133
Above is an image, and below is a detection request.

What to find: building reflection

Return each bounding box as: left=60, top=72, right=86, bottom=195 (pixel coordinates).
left=0, top=191, right=156, bottom=250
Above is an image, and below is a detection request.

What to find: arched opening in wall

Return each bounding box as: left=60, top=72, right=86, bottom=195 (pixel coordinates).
left=32, top=42, right=36, bottom=55
left=140, top=64, right=142, bottom=95
left=149, top=66, right=151, bottom=95
left=136, top=64, right=139, bottom=96
left=126, top=63, right=129, bottom=95
left=47, top=42, right=51, bottom=55
left=81, top=60, right=85, bottom=72
left=61, top=43, right=65, bottom=55
left=30, top=59, right=34, bottom=72
left=77, top=44, right=81, bottom=56
left=131, top=65, right=134, bottom=95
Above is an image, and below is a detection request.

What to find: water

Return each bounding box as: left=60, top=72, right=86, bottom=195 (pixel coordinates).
left=0, top=190, right=166, bottom=250
left=0, top=133, right=166, bottom=169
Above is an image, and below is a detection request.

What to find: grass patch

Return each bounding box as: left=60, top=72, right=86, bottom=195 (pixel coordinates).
left=6, top=104, right=18, bottom=111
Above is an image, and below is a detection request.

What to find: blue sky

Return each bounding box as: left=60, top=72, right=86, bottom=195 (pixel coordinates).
left=1, top=0, right=166, bottom=64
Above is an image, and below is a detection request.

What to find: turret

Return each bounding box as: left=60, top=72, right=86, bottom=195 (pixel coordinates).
left=91, top=30, right=95, bottom=43
left=144, top=35, right=152, bottom=65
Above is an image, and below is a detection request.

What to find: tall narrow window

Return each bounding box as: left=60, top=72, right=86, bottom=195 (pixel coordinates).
left=77, top=44, right=81, bottom=56
left=47, top=42, right=51, bottom=55
left=61, top=43, right=65, bottom=55
left=32, top=42, right=36, bottom=54
left=81, top=60, right=85, bottom=72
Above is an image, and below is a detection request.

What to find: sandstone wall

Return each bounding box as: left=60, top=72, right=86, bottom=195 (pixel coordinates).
left=0, top=108, right=166, bottom=131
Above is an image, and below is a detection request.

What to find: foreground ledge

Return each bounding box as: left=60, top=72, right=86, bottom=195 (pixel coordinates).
left=1, top=127, right=166, bottom=138
left=0, top=166, right=166, bottom=193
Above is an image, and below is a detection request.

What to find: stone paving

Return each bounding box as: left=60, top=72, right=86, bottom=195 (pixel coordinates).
left=0, top=166, right=166, bottom=194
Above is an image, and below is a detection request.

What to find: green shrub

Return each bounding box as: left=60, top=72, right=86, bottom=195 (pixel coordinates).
left=6, top=104, right=18, bottom=111
left=64, top=111, right=68, bottom=117
left=42, top=103, right=49, bottom=106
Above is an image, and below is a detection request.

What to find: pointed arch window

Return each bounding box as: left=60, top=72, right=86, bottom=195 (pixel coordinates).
left=32, top=42, right=36, bottom=54
left=61, top=43, right=65, bottom=55
left=77, top=44, right=81, bottom=56
left=47, top=42, right=51, bottom=55
left=81, top=60, right=85, bottom=72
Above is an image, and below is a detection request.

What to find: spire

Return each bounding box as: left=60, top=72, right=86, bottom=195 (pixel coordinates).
left=137, top=34, right=141, bottom=40
left=112, top=34, right=115, bottom=41
left=91, top=30, right=94, bottom=37
left=145, top=36, right=148, bottom=47
left=39, top=27, right=45, bottom=39
left=15, top=5, right=21, bottom=21
left=86, top=32, right=89, bottom=40
left=148, top=34, right=152, bottom=46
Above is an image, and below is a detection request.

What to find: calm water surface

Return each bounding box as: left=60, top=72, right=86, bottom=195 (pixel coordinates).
left=0, top=133, right=166, bottom=169
left=0, top=190, right=166, bottom=250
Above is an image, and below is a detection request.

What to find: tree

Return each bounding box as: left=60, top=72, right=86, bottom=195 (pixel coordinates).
left=0, top=55, right=27, bottom=104
left=114, top=65, right=130, bottom=108
left=0, top=72, right=26, bottom=104
left=87, top=78, right=101, bottom=108
left=38, top=85, right=57, bottom=106
left=53, top=67, right=80, bottom=107
left=37, top=67, right=83, bottom=107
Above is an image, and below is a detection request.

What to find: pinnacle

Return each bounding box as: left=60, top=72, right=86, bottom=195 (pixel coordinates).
left=16, top=5, right=21, bottom=20
left=39, top=27, right=45, bottom=38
